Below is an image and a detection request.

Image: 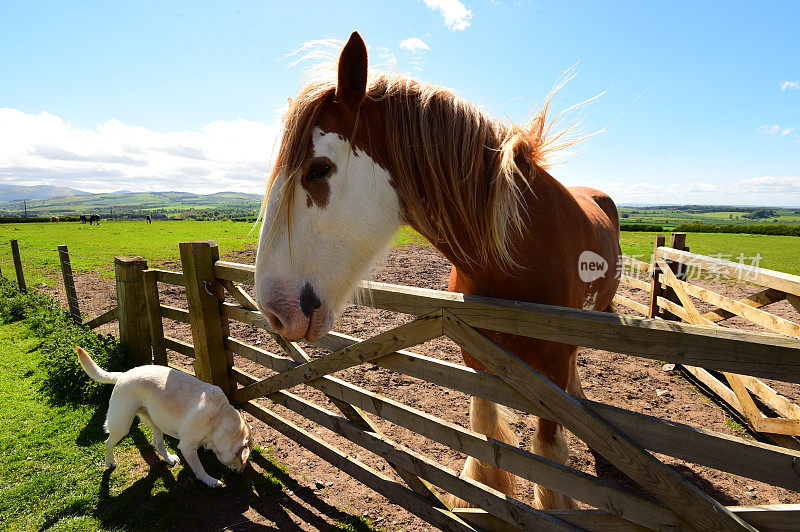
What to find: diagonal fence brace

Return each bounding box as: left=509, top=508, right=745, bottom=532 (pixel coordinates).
left=441, top=309, right=754, bottom=532
left=272, top=333, right=451, bottom=509
left=232, top=311, right=443, bottom=404
left=217, top=281, right=452, bottom=505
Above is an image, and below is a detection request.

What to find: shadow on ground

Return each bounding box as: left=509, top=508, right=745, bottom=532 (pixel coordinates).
left=42, top=409, right=375, bottom=531
left=590, top=447, right=739, bottom=506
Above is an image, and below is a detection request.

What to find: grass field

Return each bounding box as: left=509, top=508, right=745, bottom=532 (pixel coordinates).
left=1, top=221, right=798, bottom=286
left=619, top=206, right=800, bottom=228
left=0, top=319, right=282, bottom=530
left=0, top=220, right=263, bottom=286
left=619, top=232, right=800, bottom=275
left=0, top=301, right=375, bottom=531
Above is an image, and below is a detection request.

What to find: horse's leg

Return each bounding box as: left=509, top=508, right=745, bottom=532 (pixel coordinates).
left=531, top=418, right=577, bottom=509
left=566, top=351, right=586, bottom=399
left=450, top=393, right=517, bottom=508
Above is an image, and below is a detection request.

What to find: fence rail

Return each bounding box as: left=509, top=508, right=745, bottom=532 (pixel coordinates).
left=5, top=233, right=800, bottom=531
left=643, top=238, right=800, bottom=451
left=138, top=238, right=800, bottom=531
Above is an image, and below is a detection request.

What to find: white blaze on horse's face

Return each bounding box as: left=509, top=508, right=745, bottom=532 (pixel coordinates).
left=255, top=128, right=401, bottom=341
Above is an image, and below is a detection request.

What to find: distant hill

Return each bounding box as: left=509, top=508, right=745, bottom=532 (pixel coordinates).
left=0, top=189, right=263, bottom=218
left=0, top=184, right=90, bottom=202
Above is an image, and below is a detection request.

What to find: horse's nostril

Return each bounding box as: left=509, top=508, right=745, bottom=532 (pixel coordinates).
left=300, top=283, right=321, bottom=318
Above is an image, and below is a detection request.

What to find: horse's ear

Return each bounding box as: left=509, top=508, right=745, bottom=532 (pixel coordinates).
left=336, top=31, right=368, bottom=110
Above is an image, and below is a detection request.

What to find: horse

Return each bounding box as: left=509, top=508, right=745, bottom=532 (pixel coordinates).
left=50, top=216, right=59, bottom=222
left=89, top=214, right=101, bottom=225
left=146, top=215, right=152, bottom=224
left=254, top=32, right=621, bottom=510
left=80, top=215, right=87, bottom=224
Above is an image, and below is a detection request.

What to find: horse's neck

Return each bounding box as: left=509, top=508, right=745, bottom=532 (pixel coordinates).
left=407, top=163, right=572, bottom=279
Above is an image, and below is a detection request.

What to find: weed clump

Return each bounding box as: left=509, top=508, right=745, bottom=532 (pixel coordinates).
left=0, top=279, right=130, bottom=405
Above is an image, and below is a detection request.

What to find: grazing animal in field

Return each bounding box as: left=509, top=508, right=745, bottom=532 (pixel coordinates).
left=89, top=214, right=101, bottom=225
left=146, top=215, right=152, bottom=224
left=50, top=216, right=59, bottom=222
left=76, top=347, right=252, bottom=488
left=80, top=215, right=87, bottom=224
left=255, top=32, right=620, bottom=509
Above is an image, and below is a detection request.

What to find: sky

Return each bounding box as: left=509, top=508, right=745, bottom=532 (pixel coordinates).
left=1, top=1, right=798, bottom=206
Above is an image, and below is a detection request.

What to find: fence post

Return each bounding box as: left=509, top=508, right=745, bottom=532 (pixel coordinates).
left=57, top=245, right=81, bottom=324
left=658, top=233, right=688, bottom=321
left=179, top=241, right=231, bottom=396
left=115, top=256, right=152, bottom=366
left=668, top=232, right=688, bottom=279
left=142, top=269, right=168, bottom=366
left=647, top=234, right=666, bottom=318
left=10, top=239, right=26, bottom=292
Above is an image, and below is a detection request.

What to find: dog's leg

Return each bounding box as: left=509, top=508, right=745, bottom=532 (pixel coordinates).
left=178, top=441, right=222, bottom=488
left=138, top=410, right=180, bottom=466
left=152, top=427, right=180, bottom=466
left=104, top=401, right=137, bottom=469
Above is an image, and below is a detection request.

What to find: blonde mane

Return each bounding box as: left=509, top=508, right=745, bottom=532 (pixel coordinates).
left=265, top=71, right=578, bottom=269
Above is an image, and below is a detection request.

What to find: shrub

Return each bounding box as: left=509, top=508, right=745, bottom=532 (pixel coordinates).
left=620, top=223, right=665, bottom=232
left=0, top=279, right=130, bottom=405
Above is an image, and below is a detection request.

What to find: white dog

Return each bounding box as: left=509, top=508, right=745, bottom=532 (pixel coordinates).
left=77, top=347, right=252, bottom=488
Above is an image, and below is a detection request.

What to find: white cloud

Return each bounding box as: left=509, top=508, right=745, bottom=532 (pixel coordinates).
left=422, top=0, right=472, bottom=31
left=783, top=128, right=795, bottom=136
left=780, top=81, right=799, bottom=91
left=757, top=124, right=781, bottom=135
left=399, top=37, right=431, bottom=54
left=0, top=108, right=280, bottom=195
left=583, top=176, right=800, bottom=206
left=285, top=38, right=342, bottom=68
left=375, top=47, right=399, bottom=69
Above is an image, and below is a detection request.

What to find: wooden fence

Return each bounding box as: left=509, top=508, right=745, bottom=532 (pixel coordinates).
left=128, top=238, right=800, bottom=532
left=614, top=234, right=800, bottom=452
left=5, top=239, right=154, bottom=366
left=5, top=234, right=800, bottom=530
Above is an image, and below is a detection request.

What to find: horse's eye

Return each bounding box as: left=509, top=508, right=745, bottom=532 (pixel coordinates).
left=307, top=162, right=332, bottom=181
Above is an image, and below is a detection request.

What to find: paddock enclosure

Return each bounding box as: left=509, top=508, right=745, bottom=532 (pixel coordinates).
left=6, top=233, right=800, bottom=531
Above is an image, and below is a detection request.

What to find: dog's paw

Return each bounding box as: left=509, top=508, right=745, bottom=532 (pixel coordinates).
left=200, top=477, right=223, bottom=489
left=164, top=453, right=180, bottom=467
left=105, top=459, right=118, bottom=469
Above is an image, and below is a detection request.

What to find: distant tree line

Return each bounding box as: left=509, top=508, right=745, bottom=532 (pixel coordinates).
left=672, top=223, right=800, bottom=236
left=631, top=205, right=786, bottom=214
left=619, top=222, right=799, bottom=236
left=741, top=209, right=778, bottom=220
left=619, top=223, right=666, bottom=232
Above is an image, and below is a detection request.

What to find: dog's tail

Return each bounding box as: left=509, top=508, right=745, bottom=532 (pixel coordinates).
left=76, top=347, right=121, bottom=384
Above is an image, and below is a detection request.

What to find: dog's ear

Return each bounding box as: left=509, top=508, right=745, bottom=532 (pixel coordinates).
left=240, top=444, right=251, bottom=463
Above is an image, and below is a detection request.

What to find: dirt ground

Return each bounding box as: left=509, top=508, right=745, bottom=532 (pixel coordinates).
left=41, top=242, right=800, bottom=530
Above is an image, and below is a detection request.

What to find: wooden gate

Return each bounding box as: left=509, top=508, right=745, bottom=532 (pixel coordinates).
left=139, top=240, right=800, bottom=531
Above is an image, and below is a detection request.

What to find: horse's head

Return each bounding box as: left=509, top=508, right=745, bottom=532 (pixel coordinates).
left=255, top=32, right=400, bottom=341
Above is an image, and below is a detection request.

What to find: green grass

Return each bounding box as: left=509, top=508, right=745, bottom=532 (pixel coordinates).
left=392, top=226, right=427, bottom=247
left=0, top=220, right=261, bottom=286
left=619, top=231, right=800, bottom=275
left=0, top=295, right=377, bottom=531
left=0, top=221, right=426, bottom=287
left=0, top=319, right=139, bottom=530
left=3, top=221, right=796, bottom=289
